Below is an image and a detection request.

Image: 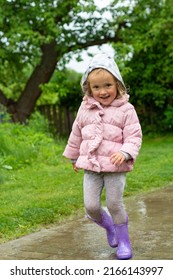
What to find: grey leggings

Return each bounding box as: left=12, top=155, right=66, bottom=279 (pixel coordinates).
left=83, top=170, right=127, bottom=224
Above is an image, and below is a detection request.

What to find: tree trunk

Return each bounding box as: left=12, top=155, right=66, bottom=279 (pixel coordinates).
left=10, top=41, right=58, bottom=123
left=0, top=21, right=126, bottom=123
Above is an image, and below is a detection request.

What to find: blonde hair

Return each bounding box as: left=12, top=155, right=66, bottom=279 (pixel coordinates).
left=81, top=68, right=126, bottom=98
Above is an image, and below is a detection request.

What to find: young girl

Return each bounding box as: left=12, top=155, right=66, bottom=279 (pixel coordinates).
left=63, top=53, right=142, bottom=260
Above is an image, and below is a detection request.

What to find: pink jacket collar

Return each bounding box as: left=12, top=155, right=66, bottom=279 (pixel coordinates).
left=84, top=94, right=129, bottom=110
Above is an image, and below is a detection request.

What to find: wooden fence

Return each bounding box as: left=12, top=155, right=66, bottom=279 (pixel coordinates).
left=38, top=105, right=76, bottom=136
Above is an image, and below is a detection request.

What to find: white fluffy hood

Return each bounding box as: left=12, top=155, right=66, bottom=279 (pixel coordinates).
left=81, top=53, right=125, bottom=89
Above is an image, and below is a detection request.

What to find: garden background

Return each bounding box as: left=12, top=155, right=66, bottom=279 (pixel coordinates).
left=0, top=0, right=173, bottom=243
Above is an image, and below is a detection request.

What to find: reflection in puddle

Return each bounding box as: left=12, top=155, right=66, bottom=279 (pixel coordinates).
left=137, top=199, right=147, bottom=216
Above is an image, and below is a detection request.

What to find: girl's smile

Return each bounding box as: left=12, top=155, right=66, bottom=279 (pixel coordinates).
left=88, top=69, right=117, bottom=106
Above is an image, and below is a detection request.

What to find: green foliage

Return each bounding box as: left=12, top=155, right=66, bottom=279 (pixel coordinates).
left=1, top=0, right=123, bottom=123
left=38, top=69, right=82, bottom=110
left=163, top=106, right=173, bottom=130
left=0, top=112, right=56, bottom=171
left=113, top=0, right=173, bottom=133
left=0, top=0, right=173, bottom=133
left=0, top=0, right=113, bottom=95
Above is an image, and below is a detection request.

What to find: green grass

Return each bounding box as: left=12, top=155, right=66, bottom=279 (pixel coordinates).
left=125, top=135, right=173, bottom=196
left=0, top=162, right=84, bottom=242
left=0, top=117, right=173, bottom=243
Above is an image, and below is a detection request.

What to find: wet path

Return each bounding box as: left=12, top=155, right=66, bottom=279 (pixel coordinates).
left=0, top=186, right=173, bottom=260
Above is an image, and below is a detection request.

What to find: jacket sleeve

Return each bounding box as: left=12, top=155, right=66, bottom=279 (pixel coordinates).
left=120, top=107, right=142, bottom=161
left=63, top=108, right=82, bottom=160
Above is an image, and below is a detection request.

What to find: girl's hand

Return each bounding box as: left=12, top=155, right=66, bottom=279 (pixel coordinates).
left=72, top=163, right=79, bottom=172
left=110, top=151, right=126, bottom=166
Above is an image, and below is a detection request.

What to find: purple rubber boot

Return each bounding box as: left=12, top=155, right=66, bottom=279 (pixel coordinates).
left=88, top=210, right=118, bottom=248
left=116, top=218, right=132, bottom=260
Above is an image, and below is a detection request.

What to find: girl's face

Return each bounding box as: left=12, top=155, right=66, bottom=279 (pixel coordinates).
left=88, top=69, right=117, bottom=106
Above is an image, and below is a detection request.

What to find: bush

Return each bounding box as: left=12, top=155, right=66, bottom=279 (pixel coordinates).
left=0, top=112, right=59, bottom=171
left=163, top=105, right=173, bottom=131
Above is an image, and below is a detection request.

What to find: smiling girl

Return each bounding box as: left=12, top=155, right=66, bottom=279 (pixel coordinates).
left=63, top=53, right=142, bottom=260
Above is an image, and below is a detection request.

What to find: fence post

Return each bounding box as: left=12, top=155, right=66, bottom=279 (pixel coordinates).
left=37, top=105, right=75, bottom=136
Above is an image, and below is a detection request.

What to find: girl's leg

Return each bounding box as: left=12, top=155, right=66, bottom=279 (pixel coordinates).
left=83, top=170, right=103, bottom=222
left=104, top=172, right=126, bottom=224
left=84, top=171, right=118, bottom=248
left=104, top=172, right=132, bottom=259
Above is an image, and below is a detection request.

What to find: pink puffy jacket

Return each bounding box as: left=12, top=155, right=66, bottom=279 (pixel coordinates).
left=63, top=94, right=142, bottom=173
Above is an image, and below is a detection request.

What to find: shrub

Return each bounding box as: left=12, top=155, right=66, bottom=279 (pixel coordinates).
left=0, top=112, right=58, bottom=170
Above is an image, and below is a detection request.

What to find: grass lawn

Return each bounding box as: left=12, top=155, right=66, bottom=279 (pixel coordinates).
left=125, top=135, right=173, bottom=196
left=0, top=134, right=173, bottom=243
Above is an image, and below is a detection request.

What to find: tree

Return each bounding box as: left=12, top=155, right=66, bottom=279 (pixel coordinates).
left=38, top=68, right=82, bottom=111
left=0, top=0, right=126, bottom=123
left=112, top=0, right=173, bottom=132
